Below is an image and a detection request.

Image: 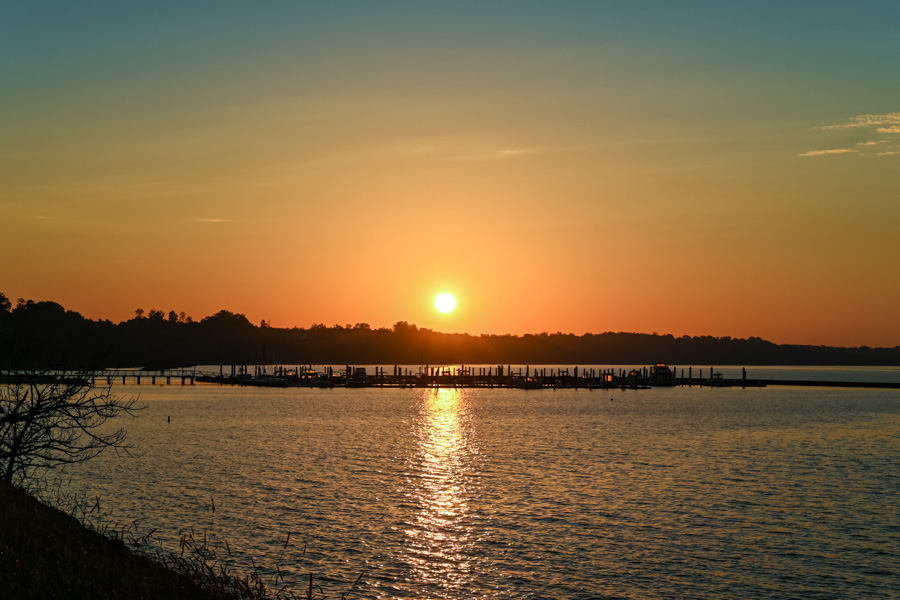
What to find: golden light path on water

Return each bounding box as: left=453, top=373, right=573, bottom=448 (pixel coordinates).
left=403, top=388, right=479, bottom=595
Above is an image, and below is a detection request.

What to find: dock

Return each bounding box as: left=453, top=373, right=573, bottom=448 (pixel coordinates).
left=0, top=369, right=197, bottom=386
left=3, top=366, right=897, bottom=389
left=196, top=365, right=642, bottom=390
left=192, top=364, right=900, bottom=390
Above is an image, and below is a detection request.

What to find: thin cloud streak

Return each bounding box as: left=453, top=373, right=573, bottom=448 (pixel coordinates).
left=807, top=111, right=900, bottom=157
left=821, top=112, right=900, bottom=130
left=798, top=148, right=856, bottom=157
left=442, top=148, right=537, bottom=162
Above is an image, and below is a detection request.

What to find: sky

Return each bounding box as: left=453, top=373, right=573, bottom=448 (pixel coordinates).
left=3, top=1, right=900, bottom=347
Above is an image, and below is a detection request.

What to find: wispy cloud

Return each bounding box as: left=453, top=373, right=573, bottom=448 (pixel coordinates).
left=822, top=112, right=900, bottom=130
left=877, top=151, right=900, bottom=156
left=798, top=148, right=856, bottom=157
left=496, top=149, right=528, bottom=157
left=441, top=148, right=534, bottom=162
left=404, top=145, right=547, bottom=163
left=802, top=111, right=900, bottom=158
left=194, top=218, right=229, bottom=223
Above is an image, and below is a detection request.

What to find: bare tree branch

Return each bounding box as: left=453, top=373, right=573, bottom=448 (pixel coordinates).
left=0, top=370, right=142, bottom=485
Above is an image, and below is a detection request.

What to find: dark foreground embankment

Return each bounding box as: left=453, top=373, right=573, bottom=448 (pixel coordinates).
left=0, top=483, right=229, bottom=600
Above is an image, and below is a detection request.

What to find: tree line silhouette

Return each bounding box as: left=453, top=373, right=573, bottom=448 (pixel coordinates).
left=1, top=293, right=898, bottom=369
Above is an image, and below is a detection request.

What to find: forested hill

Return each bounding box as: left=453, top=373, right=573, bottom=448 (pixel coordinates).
left=1, top=295, right=898, bottom=368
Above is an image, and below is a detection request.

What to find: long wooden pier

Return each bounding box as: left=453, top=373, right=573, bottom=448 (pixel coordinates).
left=3, top=366, right=897, bottom=389
left=192, top=365, right=900, bottom=390
left=197, top=365, right=637, bottom=390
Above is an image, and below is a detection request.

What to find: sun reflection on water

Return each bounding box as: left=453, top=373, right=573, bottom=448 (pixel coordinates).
left=404, top=387, right=480, bottom=595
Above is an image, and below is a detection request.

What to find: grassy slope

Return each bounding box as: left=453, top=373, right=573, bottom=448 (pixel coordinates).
left=0, top=483, right=230, bottom=600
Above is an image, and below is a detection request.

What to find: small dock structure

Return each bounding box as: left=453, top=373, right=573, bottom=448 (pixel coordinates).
left=90, top=368, right=197, bottom=386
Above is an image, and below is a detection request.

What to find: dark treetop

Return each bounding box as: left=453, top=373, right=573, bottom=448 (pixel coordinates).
left=1, top=293, right=898, bottom=369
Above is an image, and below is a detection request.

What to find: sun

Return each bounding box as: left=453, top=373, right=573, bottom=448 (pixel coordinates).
left=434, top=292, right=457, bottom=313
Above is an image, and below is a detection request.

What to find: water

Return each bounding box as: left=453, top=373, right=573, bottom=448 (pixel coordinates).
left=63, top=377, right=900, bottom=598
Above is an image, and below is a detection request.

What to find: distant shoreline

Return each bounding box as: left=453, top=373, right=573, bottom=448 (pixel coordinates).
left=3, top=297, right=899, bottom=370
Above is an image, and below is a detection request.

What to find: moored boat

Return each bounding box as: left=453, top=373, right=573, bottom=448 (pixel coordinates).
left=704, top=372, right=732, bottom=387
left=650, top=363, right=676, bottom=386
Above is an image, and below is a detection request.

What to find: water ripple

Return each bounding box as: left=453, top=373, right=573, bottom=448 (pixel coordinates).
left=62, top=385, right=900, bottom=598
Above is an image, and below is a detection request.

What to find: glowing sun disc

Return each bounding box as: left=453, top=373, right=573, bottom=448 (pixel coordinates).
left=434, top=293, right=457, bottom=313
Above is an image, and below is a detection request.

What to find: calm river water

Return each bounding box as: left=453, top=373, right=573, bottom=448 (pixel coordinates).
left=64, top=371, right=900, bottom=599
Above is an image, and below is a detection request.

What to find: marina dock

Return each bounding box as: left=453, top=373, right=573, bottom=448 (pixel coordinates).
left=4, top=365, right=897, bottom=389
left=192, top=364, right=900, bottom=390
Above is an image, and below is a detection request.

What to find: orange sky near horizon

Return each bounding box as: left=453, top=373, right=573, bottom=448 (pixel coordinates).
left=3, top=3, right=900, bottom=348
